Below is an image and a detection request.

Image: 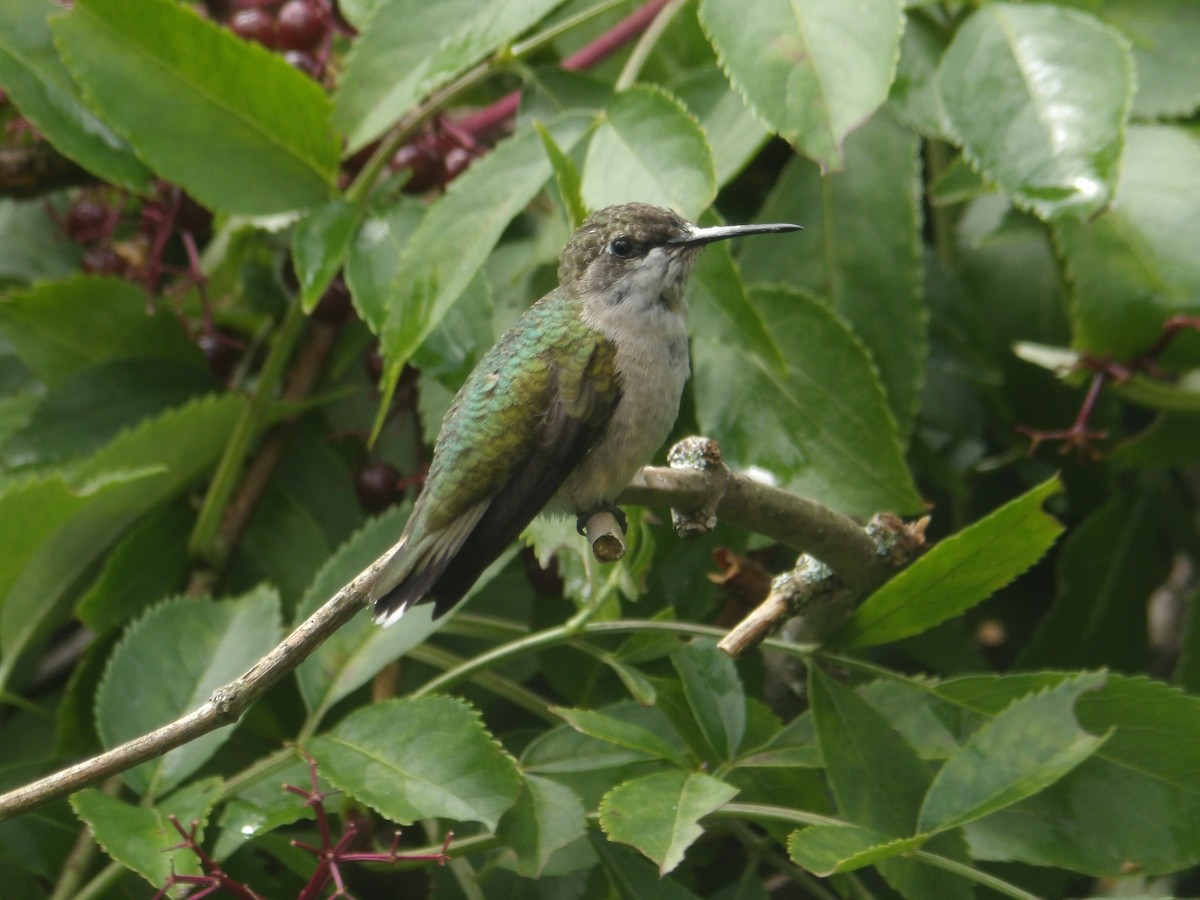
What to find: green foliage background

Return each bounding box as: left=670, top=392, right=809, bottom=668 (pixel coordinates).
left=1, top=0, right=1199, bottom=897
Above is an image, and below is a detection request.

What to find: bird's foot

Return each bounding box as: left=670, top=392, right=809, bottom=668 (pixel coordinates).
left=576, top=503, right=628, bottom=536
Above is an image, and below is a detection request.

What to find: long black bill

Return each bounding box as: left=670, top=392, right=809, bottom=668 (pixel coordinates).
left=669, top=221, right=803, bottom=248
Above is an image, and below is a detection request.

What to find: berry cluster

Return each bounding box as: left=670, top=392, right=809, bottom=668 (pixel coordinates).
left=51, top=184, right=212, bottom=293
left=208, top=0, right=339, bottom=80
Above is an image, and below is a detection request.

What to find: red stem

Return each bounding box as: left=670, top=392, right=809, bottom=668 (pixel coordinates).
left=562, top=0, right=669, bottom=70
left=452, top=0, right=672, bottom=140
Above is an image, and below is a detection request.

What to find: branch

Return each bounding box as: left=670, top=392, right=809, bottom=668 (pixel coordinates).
left=0, top=557, right=386, bottom=821
left=718, top=513, right=928, bottom=658
left=0, top=437, right=912, bottom=819
left=617, top=437, right=928, bottom=657
left=619, top=439, right=891, bottom=593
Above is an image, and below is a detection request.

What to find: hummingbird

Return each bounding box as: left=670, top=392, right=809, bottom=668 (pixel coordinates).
left=371, top=203, right=801, bottom=625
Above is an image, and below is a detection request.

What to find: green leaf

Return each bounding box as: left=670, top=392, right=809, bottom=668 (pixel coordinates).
left=1115, top=414, right=1200, bottom=468
left=0, top=395, right=244, bottom=690
left=936, top=673, right=1200, bottom=876
left=292, top=201, right=364, bottom=313
left=0, top=276, right=204, bottom=388
left=601, top=654, right=658, bottom=706
left=834, top=477, right=1063, bottom=648
left=937, top=2, right=1132, bottom=220
left=929, top=157, right=991, bottom=207
left=0, top=0, right=150, bottom=191
left=581, top=84, right=716, bottom=219
left=496, top=774, right=587, bottom=877
left=376, top=112, right=592, bottom=407
left=671, top=67, right=770, bottom=188
left=308, top=696, right=522, bottom=829
left=918, top=673, right=1107, bottom=834
left=228, top=432, right=361, bottom=608
left=810, top=666, right=974, bottom=899
left=809, top=666, right=929, bottom=837
left=534, top=119, right=587, bottom=229
left=859, top=679, right=961, bottom=762
left=735, top=711, right=823, bottom=770
left=670, top=639, right=745, bottom=763
left=1094, top=0, right=1200, bottom=119
left=345, top=200, right=425, bottom=334
left=1116, top=372, right=1200, bottom=414
left=692, top=285, right=922, bottom=517
left=1058, top=125, right=1200, bottom=366
left=213, top=757, right=316, bottom=860
left=599, top=770, right=738, bottom=874
left=521, top=705, right=663, bottom=774
left=737, top=114, right=926, bottom=434
left=888, top=12, right=950, bottom=140
left=1020, top=489, right=1170, bottom=671
left=590, top=831, right=703, bottom=900
left=96, top=590, right=281, bottom=797
left=0, top=199, right=82, bottom=283
left=788, top=824, right=923, bottom=876
left=51, top=0, right=338, bottom=215
left=699, top=0, right=903, bottom=170
left=334, top=0, right=564, bottom=152
left=75, top=502, right=193, bottom=632
left=552, top=706, right=692, bottom=769
left=0, top=470, right=155, bottom=690
left=3, top=359, right=217, bottom=467
left=71, top=777, right=221, bottom=888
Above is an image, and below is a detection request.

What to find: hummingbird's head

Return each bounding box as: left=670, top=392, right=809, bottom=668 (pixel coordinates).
left=559, top=203, right=802, bottom=315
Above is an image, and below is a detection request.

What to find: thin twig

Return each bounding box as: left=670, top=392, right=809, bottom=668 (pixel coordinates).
left=0, top=557, right=385, bottom=820
left=0, top=447, right=905, bottom=820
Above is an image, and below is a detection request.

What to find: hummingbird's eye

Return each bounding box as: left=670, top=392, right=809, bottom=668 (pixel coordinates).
left=608, top=237, right=636, bottom=259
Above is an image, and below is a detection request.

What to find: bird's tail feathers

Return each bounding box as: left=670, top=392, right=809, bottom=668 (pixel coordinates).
left=370, top=502, right=488, bottom=626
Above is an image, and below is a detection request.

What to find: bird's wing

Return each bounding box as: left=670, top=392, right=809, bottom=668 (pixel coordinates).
left=372, top=327, right=620, bottom=623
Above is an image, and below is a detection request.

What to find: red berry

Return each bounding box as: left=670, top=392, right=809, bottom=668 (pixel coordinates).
left=277, top=0, right=326, bottom=51
left=356, top=462, right=401, bottom=513
left=230, top=8, right=276, bottom=48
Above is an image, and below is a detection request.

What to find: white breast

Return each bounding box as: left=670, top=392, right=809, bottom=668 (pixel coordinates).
left=555, top=257, right=691, bottom=513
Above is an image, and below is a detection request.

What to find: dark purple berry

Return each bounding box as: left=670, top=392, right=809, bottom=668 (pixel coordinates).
left=391, top=142, right=444, bottom=194
left=197, top=329, right=243, bottom=381
left=230, top=8, right=277, bottom=48
left=283, top=50, right=321, bottom=78
left=277, top=0, right=326, bottom=51
left=356, top=462, right=401, bottom=513
left=66, top=198, right=109, bottom=241
left=443, top=146, right=474, bottom=182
